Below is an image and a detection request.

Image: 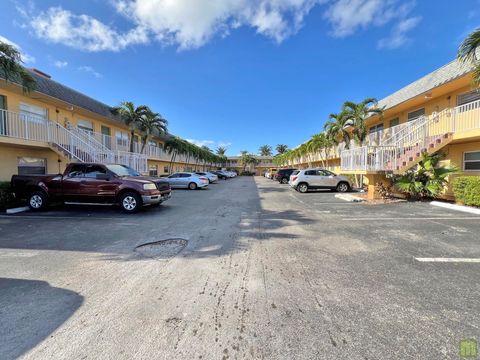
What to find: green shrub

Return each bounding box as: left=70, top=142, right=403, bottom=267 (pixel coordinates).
left=0, top=181, right=23, bottom=211
left=453, top=176, right=480, bottom=207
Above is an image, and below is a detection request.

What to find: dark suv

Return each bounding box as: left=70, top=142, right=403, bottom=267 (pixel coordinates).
left=275, top=168, right=297, bottom=184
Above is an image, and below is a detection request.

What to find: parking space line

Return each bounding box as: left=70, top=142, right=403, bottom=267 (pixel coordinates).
left=0, top=215, right=136, bottom=221
left=415, top=257, right=480, bottom=263
left=343, top=217, right=480, bottom=221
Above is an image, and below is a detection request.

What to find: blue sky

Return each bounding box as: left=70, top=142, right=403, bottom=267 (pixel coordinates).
left=1, top=0, right=479, bottom=155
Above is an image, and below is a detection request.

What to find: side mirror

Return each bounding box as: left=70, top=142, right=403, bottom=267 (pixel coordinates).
left=96, top=173, right=110, bottom=180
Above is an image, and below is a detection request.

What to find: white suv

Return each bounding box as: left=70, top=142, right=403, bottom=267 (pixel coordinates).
left=289, top=169, right=352, bottom=193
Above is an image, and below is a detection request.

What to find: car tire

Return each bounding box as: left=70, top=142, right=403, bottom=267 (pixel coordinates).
left=119, top=192, right=142, bottom=213
left=188, top=182, right=198, bottom=190
left=28, top=191, right=48, bottom=211
left=336, top=182, right=350, bottom=193
left=281, top=177, right=288, bottom=184
left=297, top=183, right=309, bottom=193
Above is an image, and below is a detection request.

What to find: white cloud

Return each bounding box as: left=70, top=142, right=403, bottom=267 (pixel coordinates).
left=30, top=7, right=149, bottom=52
left=26, top=1, right=325, bottom=51
left=323, top=0, right=417, bottom=38
left=186, top=139, right=232, bottom=149
left=377, top=16, right=422, bottom=49
left=0, top=35, right=35, bottom=63
left=78, top=66, right=102, bottom=78
left=54, top=60, right=68, bottom=68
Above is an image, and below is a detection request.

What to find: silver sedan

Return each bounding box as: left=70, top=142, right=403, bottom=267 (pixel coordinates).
left=165, top=172, right=209, bottom=190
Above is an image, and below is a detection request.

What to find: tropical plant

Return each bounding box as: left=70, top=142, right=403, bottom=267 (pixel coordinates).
left=393, top=152, right=457, bottom=200
left=342, top=98, right=384, bottom=147
left=0, top=41, right=36, bottom=93
left=458, top=28, right=480, bottom=85
left=216, top=146, right=227, bottom=156
left=137, top=110, right=168, bottom=153
left=259, top=145, right=273, bottom=156
left=276, top=144, right=288, bottom=155
left=112, top=101, right=149, bottom=152
left=239, top=151, right=258, bottom=172
left=324, top=111, right=351, bottom=149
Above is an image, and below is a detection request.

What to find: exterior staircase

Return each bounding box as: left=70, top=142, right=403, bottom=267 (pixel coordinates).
left=0, top=109, right=148, bottom=173
left=341, top=107, right=457, bottom=173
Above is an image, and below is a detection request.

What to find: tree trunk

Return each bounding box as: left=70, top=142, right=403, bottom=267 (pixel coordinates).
left=129, top=129, right=135, bottom=153
left=169, top=151, right=176, bottom=174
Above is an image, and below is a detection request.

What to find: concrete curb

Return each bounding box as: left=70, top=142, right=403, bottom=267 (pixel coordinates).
left=335, top=194, right=365, bottom=203
left=6, top=206, right=29, bottom=215
left=431, top=201, right=480, bottom=215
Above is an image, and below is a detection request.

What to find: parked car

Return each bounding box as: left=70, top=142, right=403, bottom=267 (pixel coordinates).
left=275, top=168, right=297, bottom=184
left=165, top=172, right=209, bottom=189
left=211, top=171, right=228, bottom=180
left=289, top=169, right=352, bottom=193
left=11, top=163, right=171, bottom=213
left=266, top=168, right=278, bottom=179
left=195, top=171, right=218, bottom=183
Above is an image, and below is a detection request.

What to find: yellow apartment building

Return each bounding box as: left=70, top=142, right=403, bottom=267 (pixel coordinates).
left=280, top=59, right=480, bottom=199
left=0, top=68, right=218, bottom=181
left=226, top=156, right=274, bottom=176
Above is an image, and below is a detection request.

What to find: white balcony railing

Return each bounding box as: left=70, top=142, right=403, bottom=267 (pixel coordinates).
left=341, top=100, right=480, bottom=172
left=0, top=109, right=148, bottom=173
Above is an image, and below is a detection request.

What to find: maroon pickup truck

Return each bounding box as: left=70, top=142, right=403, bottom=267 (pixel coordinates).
left=11, top=163, right=171, bottom=213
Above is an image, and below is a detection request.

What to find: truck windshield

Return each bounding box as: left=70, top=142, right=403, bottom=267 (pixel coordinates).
left=106, top=165, right=140, bottom=177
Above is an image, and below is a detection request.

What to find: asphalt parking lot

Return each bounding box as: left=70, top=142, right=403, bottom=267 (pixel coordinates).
left=1, top=176, right=479, bottom=359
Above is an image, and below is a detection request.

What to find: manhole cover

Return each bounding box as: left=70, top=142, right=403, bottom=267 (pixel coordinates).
left=135, top=238, right=188, bottom=258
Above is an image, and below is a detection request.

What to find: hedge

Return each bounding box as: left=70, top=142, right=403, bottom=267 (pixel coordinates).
left=0, top=181, right=23, bottom=211
left=452, top=176, right=480, bottom=207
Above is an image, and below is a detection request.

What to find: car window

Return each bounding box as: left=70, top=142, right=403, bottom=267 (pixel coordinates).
left=84, top=165, right=107, bottom=178
left=305, top=170, right=317, bottom=176
left=179, top=173, right=191, bottom=178
left=169, top=173, right=179, bottom=178
left=316, top=170, right=329, bottom=176
left=67, top=164, right=85, bottom=178
left=291, top=170, right=300, bottom=176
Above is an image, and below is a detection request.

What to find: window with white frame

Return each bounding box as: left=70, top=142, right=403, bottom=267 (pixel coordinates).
left=17, top=157, right=47, bottom=175
left=20, top=103, right=48, bottom=124
left=116, top=131, right=129, bottom=148
left=149, top=164, right=158, bottom=177
left=407, top=108, right=425, bottom=122
left=464, top=151, right=480, bottom=171
left=77, top=119, right=94, bottom=133
left=457, top=90, right=480, bottom=113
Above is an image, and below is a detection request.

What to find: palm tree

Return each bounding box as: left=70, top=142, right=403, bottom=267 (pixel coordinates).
left=137, top=110, right=168, bottom=153
left=216, top=146, right=227, bottom=156
left=259, top=145, right=273, bottom=156
left=342, top=98, right=384, bottom=147
left=458, top=28, right=480, bottom=85
left=0, top=41, right=36, bottom=93
left=324, top=111, right=351, bottom=149
left=276, top=144, right=288, bottom=155
left=112, top=101, right=150, bottom=152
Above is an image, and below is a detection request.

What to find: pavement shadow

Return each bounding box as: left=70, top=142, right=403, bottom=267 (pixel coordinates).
left=0, top=278, right=83, bottom=359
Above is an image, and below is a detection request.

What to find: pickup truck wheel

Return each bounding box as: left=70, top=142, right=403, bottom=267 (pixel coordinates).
left=120, top=192, right=141, bottom=213
left=188, top=182, right=197, bottom=190
left=29, top=191, right=47, bottom=211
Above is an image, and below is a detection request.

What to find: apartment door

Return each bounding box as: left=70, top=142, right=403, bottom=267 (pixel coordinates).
left=101, top=125, right=111, bottom=149
left=0, top=95, right=6, bottom=136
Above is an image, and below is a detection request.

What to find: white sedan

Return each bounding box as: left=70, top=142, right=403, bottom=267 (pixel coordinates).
left=195, top=171, right=218, bottom=183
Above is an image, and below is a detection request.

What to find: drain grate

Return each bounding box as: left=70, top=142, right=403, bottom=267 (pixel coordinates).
left=135, top=238, right=188, bottom=258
